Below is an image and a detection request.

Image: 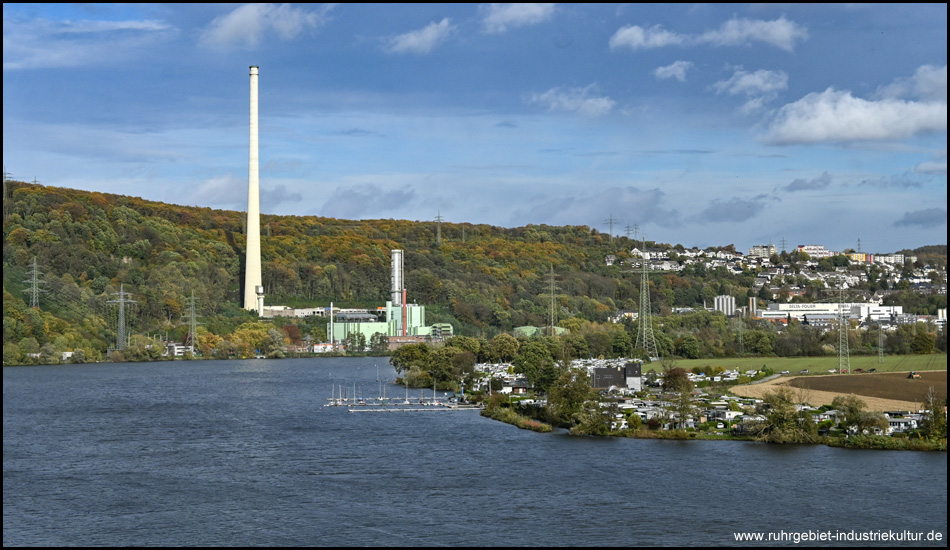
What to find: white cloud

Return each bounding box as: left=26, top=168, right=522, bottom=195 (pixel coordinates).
left=654, top=61, right=693, bottom=82
left=611, top=17, right=807, bottom=52
left=609, top=25, right=684, bottom=51
left=699, top=16, right=808, bottom=52
left=386, top=18, right=455, bottom=54
left=3, top=17, right=175, bottom=70
left=528, top=85, right=616, bottom=118
left=714, top=69, right=788, bottom=97
left=482, top=3, right=556, bottom=34
left=200, top=3, right=331, bottom=49
left=915, top=161, right=947, bottom=175
left=713, top=68, right=788, bottom=113
left=765, top=88, right=947, bottom=144
left=877, top=64, right=947, bottom=102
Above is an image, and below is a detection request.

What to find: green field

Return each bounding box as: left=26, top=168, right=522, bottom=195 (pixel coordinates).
left=645, top=354, right=948, bottom=374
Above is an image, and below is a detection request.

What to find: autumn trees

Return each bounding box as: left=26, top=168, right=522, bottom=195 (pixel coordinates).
left=3, top=180, right=946, bottom=364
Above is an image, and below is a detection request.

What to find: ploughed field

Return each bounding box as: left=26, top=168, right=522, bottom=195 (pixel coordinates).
left=786, top=370, right=947, bottom=403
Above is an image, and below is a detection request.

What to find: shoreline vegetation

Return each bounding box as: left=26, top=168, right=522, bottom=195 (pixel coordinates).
left=480, top=399, right=552, bottom=433
left=480, top=400, right=947, bottom=451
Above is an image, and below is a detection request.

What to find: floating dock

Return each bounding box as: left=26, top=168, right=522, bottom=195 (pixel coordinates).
left=348, top=405, right=482, bottom=413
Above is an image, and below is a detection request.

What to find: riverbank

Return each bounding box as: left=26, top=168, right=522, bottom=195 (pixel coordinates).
left=480, top=405, right=552, bottom=432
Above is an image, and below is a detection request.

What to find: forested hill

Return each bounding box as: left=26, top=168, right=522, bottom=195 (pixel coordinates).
left=3, top=180, right=644, bottom=359
left=2, top=180, right=945, bottom=363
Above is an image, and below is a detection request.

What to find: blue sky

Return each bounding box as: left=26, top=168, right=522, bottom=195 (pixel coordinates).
left=3, top=3, right=946, bottom=253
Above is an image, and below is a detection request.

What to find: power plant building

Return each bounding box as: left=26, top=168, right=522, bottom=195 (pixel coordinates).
left=327, top=250, right=452, bottom=349
left=713, top=295, right=736, bottom=317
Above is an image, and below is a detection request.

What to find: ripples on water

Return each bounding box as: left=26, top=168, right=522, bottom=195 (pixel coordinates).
left=4, top=358, right=947, bottom=546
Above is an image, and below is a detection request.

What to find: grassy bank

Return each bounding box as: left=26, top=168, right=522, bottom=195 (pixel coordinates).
left=480, top=405, right=552, bottom=433
left=826, top=435, right=946, bottom=451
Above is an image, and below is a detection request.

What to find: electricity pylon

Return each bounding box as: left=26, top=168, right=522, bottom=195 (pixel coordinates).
left=634, top=240, right=659, bottom=360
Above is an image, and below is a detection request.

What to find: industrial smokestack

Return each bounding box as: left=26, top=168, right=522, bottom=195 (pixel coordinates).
left=244, top=66, right=263, bottom=311
left=391, top=249, right=404, bottom=306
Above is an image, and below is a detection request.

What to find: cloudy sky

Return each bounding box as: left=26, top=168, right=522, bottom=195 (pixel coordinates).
left=3, top=3, right=946, bottom=253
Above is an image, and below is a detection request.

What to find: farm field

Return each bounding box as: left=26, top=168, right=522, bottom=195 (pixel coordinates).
left=729, top=368, right=946, bottom=412
left=786, top=370, right=946, bottom=403
left=656, top=354, right=947, bottom=375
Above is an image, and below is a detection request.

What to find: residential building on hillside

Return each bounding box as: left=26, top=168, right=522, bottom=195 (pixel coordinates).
left=748, top=244, right=777, bottom=258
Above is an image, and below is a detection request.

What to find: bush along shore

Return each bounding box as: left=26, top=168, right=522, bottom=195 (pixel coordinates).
left=480, top=394, right=552, bottom=433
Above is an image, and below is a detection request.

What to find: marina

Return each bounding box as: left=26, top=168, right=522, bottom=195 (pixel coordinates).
left=349, top=405, right=482, bottom=413
left=325, top=378, right=476, bottom=411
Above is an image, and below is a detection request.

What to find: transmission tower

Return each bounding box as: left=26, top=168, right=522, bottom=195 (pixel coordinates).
left=837, top=282, right=850, bottom=374
left=2, top=165, right=10, bottom=219
left=634, top=239, right=659, bottom=360
left=107, top=284, right=137, bottom=350
left=185, top=291, right=199, bottom=354
left=780, top=237, right=788, bottom=254
left=435, top=211, right=444, bottom=246
left=22, top=256, right=47, bottom=309
left=878, top=326, right=884, bottom=364
left=547, top=265, right=559, bottom=335
left=737, top=311, right=744, bottom=355
left=603, top=214, right=618, bottom=241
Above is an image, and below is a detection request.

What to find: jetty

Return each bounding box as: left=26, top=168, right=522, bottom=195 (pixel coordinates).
left=349, top=406, right=481, bottom=413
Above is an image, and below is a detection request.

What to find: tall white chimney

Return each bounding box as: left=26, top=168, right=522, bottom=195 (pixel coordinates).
left=391, top=249, right=404, bottom=306
left=244, top=66, right=263, bottom=311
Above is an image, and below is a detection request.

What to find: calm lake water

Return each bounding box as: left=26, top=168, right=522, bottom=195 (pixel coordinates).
left=4, top=357, right=947, bottom=546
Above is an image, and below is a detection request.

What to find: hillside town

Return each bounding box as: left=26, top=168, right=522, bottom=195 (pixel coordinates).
left=609, top=242, right=946, bottom=330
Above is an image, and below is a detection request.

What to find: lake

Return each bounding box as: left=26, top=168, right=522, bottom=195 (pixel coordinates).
left=4, top=357, right=946, bottom=546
